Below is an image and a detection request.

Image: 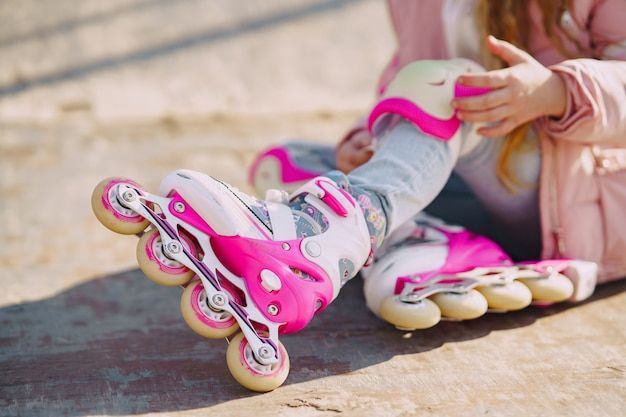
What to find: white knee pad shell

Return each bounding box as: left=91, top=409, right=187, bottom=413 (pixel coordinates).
left=368, top=58, right=490, bottom=160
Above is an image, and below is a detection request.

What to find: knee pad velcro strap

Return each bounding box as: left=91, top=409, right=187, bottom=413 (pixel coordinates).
left=367, top=59, right=490, bottom=141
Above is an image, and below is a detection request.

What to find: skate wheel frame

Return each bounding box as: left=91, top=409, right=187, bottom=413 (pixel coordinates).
left=459, top=264, right=574, bottom=303
left=383, top=264, right=574, bottom=329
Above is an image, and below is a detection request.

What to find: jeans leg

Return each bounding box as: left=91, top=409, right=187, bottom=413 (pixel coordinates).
left=325, top=120, right=454, bottom=249
left=281, top=141, right=338, bottom=173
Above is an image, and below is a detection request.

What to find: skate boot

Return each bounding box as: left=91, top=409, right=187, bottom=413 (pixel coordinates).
left=362, top=213, right=597, bottom=330
left=92, top=169, right=371, bottom=391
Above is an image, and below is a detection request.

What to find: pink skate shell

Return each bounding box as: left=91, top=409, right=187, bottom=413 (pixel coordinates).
left=164, top=192, right=334, bottom=335
left=394, top=227, right=513, bottom=294
left=211, top=234, right=335, bottom=334
left=437, top=227, right=513, bottom=273
left=167, top=193, right=219, bottom=234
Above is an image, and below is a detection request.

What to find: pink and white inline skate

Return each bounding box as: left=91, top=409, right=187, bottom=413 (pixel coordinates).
left=92, top=169, right=371, bottom=392
left=362, top=213, right=598, bottom=330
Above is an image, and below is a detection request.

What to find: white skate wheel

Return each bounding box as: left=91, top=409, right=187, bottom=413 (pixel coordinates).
left=430, top=290, right=488, bottom=320
left=136, top=228, right=196, bottom=287
left=518, top=273, right=574, bottom=303
left=476, top=280, right=532, bottom=311
left=379, top=295, right=442, bottom=330
left=226, top=332, right=290, bottom=392
left=91, top=177, right=149, bottom=235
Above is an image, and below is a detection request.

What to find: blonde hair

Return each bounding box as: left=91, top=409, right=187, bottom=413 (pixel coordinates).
left=475, top=0, right=586, bottom=192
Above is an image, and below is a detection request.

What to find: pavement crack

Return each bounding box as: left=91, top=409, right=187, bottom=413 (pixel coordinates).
left=284, top=398, right=342, bottom=413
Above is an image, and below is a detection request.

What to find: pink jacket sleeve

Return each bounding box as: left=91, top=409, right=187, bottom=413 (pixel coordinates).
left=540, top=0, right=626, bottom=144
left=542, top=59, right=626, bottom=144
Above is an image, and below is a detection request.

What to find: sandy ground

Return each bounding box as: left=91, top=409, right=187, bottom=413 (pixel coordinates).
left=1, top=1, right=625, bottom=417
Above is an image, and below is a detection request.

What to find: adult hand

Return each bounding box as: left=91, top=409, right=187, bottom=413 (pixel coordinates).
left=452, top=36, right=567, bottom=137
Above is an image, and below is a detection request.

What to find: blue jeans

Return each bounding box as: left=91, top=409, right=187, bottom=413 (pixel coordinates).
left=285, top=119, right=542, bottom=260
left=325, top=120, right=454, bottom=249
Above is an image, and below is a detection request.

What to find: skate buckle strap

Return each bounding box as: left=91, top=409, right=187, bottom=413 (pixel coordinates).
left=314, top=179, right=356, bottom=217
left=295, top=178, right=356, bottom=218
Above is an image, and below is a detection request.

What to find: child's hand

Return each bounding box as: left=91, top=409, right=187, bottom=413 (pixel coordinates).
left=336, top=129, right=374, bottom=173
left=452, top=36, right=567, bottom=138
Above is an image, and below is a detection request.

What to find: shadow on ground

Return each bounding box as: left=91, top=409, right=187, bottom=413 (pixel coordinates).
left=2, top=269, right=624, bottom=416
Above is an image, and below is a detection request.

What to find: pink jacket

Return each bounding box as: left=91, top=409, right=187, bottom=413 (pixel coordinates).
left=379, top=0, right=626, bottom=283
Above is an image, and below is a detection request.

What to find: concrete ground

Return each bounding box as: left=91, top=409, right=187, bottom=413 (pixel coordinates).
left=1, top=1, right=625, bottom=416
